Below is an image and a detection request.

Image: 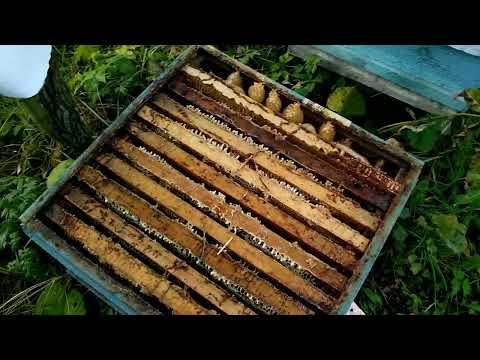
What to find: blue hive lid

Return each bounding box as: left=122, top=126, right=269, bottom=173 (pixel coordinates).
left=289, top=45, right=480, bottom=115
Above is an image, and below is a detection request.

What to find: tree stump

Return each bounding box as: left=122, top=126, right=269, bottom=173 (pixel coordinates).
left=23, top=51, right=93, bottom=156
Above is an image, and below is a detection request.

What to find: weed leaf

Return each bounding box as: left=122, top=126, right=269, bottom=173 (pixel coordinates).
left=73, top=45, right=100, bottom=64
left=64, top=289, right=86, bottom=315
left=363, top=288, right=382, bottom=305
left=399, top=122, right=444, bottom=153
left=34, top=280, right=66, bottom=315
left=460, top=88, right=480, bottom=113
left=431, top=214, right=467, bottom=255
left=326, top=86, right=366, bottom=118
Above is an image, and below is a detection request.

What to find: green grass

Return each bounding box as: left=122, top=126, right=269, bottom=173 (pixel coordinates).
left=1, top=45, right=479, bottom=315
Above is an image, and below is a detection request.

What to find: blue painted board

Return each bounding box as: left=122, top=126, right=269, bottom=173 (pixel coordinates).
left=22, top=222, right=160, bottom=315
left=19, top=46, right=424, bottom=315
left=296, top=45, right=480, bottom=113
left=18, top=46, right=199, bottom=315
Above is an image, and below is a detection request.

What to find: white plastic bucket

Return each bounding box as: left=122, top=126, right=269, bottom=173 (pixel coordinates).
left=0, top=45, right=52, bottom=98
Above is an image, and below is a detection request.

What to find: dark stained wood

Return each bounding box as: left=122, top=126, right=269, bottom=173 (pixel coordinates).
left=45, top=204, right=212, bottom=315
left=77, top=165, right=313, bottom=315
left=127, top=122, right=358, bottom=270
left=151, top=93, right=380, bottom=233
left=169, top=78, right=391, bottom=210
left=180, top=65, right=402, bottom=196
left=135, top=106, right=370, bottom=253
left=92, top=156, right=335, bottom=311
left=63, top=186, right=256, bottom=315
left=111, top=138, right=347, bottom=292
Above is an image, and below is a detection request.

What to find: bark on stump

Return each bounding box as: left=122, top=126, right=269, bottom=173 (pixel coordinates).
left=23, top=52, right=93, bottom=156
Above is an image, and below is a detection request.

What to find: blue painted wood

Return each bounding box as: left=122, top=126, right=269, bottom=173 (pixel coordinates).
left=306, top=45, right=480, bottom=112
left=18, top=46, right=199, bottom=315
left=19, top=45, right=424, bottom=315
left=19, top=46, right=200, bottom=226
left=22, top=222, right=160, bottom=315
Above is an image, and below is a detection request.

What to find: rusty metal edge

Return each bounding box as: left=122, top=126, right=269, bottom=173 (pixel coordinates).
left=19, top=45, right=200, bottom=226
left=22, top=220, right=161, bottom=315
left=335, top=163, right=423, bottom=314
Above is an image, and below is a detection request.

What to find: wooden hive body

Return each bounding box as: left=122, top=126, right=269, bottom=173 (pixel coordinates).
left=20, top=46, right=423, bottom=315
left=289, top=45, right=480, bottom=114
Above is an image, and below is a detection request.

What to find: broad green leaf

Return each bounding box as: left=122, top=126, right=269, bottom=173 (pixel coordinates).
left=399, top=122, right=443, bottom=153
left=454, top=188, right=480, bottom=207
left=456, top=152, right=480, bottom=208
left=332, top=77, right=347, bottom=90
left=95, top=67, right=107, bottom=83
left=410, top=262, right=422, bottom=275
left=73, top=45, right=100, bottom=64
left=462, top=279, right=471, bottom=298
left=292, top=64, right=305, bottom=78
left=238, top=48, right=260, bottom=65
left=293, top=81, right=316, bottom=96
left=453, top=269, right=465, bottom=280
left=466, top=153, right=480, bottom=188
left=326, top=86, right=366, bottom=118
left=451, top=277, right=462, bottom=297
left=416, top=215, right=430, bottom=229
left=467, top=302, right=480, bottom=313
left=463, top=255, right=480, bottom=271
left=410, top=179, right=431, bottom=206
left=407, top=254, right=423, bottom=275
left=426, top=238, right=438, bottom=256
left=304, top=56, right=319, bottom=74
left=392, top=224, right=408, bottom=243
left=431, top=214, right=467, bottom=255
left=399, top=207, right=411, bottom=220
left=34, top=280, right=66, bottom=315
left=64, top=289, right=87, bottom=315
left=433, top=302, right=447, bottom=315
left=278, top=52, right=293, bottom=65
left=461, top=88, right=480, bottom=113
left=111, top=57, right=137, bottom=76
left=8, top=248, right=56, bottom=282
left=46, top=159, right=75, bottom=189
left=408, top=254, right=422, bottom=275
left=114, top=45, right=140, bottom=59
left=0, top=222, right=17, bottom=250
left=363, top=288, right=382, bottom=305
left=467, top=173, right=480, bottom=188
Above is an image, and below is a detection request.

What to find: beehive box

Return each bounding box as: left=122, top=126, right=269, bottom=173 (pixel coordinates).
left=20, top=45, right=423, bottom=315
left=289, top=45, right=480, bottom=115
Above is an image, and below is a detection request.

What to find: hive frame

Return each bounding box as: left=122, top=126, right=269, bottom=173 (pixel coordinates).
left=20, top=45, right=423, bottom=315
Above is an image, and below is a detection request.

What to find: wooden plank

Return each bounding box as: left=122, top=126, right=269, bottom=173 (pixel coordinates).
left=198, top=46, right=421, bottom=170
left=77, top=165, right=312, bottom=315
left=45, top=204, right=212, bottom=315
left=289, top=45, right=457, bottom=116
left=153, top=92, right=380, bottom=232
left=111, top=138, right=347, bottom=292
left=169, top=79, right=391, bottom=211
left=19, top=46, right=200, bottom=226
left=292, top=45, right=480, bottom=113
left=181, top=65, right=402, bottom=196
left=136, top=107, right=370, bottom=253
left=92, top=156, right=335, bottom=311
left=24, top=219, right=161, bottom=315
left=63, top=186, right=256, bottom=315
left=127, top=122, right=358, bottom=270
